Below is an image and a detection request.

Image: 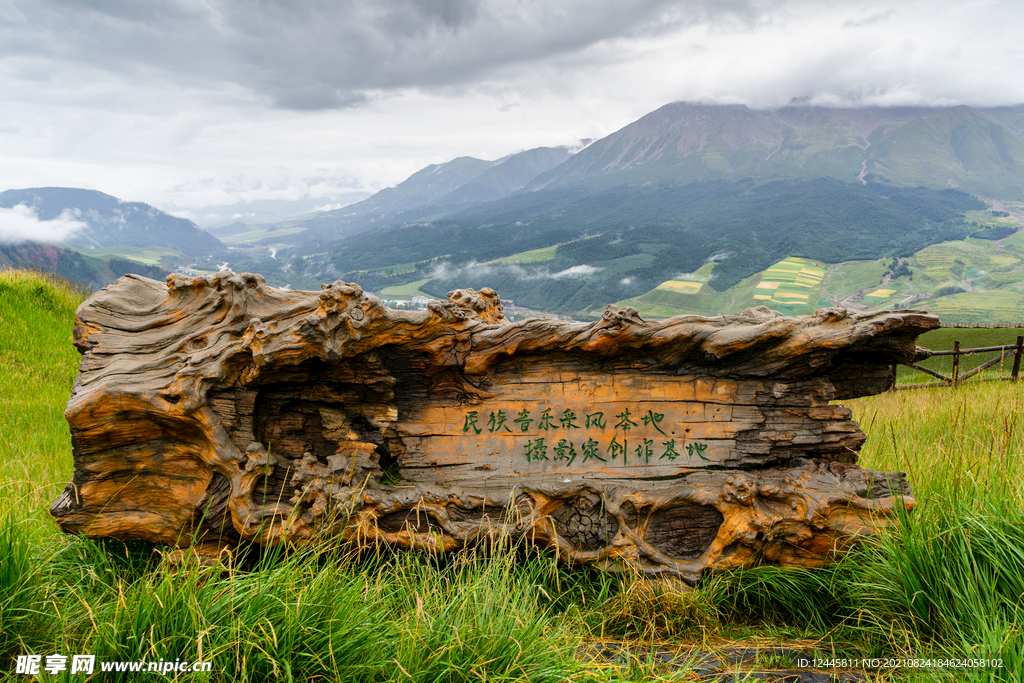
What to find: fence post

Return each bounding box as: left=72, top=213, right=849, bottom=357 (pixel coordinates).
left=890, top=362, right=897, bottom=391
left=1013, top=336, right=1023, bottom=381
left=952, top=340, right=960, bottom=386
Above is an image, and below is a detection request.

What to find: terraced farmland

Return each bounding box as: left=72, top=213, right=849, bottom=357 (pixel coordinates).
left=750, top=258, right=825, bottom=313
left=622, top=258, right=831, bottom=318
left=596, top=222, right=1024, bottom=323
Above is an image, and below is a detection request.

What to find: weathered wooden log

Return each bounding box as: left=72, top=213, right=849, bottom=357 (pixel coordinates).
left=51, top=272, right=934, bottom=581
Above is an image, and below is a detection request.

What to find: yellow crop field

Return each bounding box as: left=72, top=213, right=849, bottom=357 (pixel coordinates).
left=655, top=280, right=703, bottom=294
left=749, top=257, right=825, bottom=309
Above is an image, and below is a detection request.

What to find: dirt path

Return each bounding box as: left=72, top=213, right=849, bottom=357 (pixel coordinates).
left=821, top=264, right=846, bottom=305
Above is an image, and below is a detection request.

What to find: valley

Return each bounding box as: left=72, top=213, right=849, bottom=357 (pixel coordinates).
left=4, top=102, right=1024, bottom=325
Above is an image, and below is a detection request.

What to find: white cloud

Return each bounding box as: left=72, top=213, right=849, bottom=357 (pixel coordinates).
left=674, top=271, right=708, bottom=281
left=428, top=260, right=603, bottom=281
left=0, top=204, right=86, bottom=243
left=553, top=264, right=600, bottom=278
left=430, top=260, right=548, bottom=281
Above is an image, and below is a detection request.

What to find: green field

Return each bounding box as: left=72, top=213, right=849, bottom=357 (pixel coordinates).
left=1001, top=227, right=1024, bottom=252
left=919, top=291, right=1024, bottom=326
left=3, top=270, right=1022, bottom=681
left=486, top=245, right=559, bottom=265
left=619, top=225, right=1024, bottom=325
left=379, top=278, right=434, bottom=299
left=965, top=209, right=1022, bottom=229
left=819, top=259, right=891, bottom=304
left=61, top=244, right=188, bottom=269
left=623, top=257, right=834, bottom=319
left=217, top=225, right=308, bottom=245
left=860, top=236, right=1024, bottom=318
left=894, top=326, right=1024, bottom=386
left=747, top=257, right=825, bottom=312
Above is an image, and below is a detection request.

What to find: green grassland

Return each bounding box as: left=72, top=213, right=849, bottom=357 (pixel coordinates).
left=60, top=244, right=188, bottom=269
left=965, top=209, right=1022, bottom=230
left=3, top=271, right=1022, bottom=681
left=622, top=257, right=835, bottom=318
left=616, top=262, right=746, bottom=317
left=217, top=225, right=308, bottom=245
left=918, top=326, right=1024, bottom=350
left=894, top=326, right=1024, bottom=385
left=820, top=259, right=891, bottom=304
left=486, top=245, right=558, bottom=265
left=379, top=278, right=434, bottom=299
left=0, top=272, right=81, bottom=518
left=822, top=237, right=1024, bottom=316
left=920, top=291, right=1024, bottom=326
left=623, top=226, right=1024, bottom=325
left=347, top=261, right=421, bottom=279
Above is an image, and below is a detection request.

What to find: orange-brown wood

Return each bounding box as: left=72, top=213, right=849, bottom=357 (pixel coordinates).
left=50, top=272, right=934, bottom=582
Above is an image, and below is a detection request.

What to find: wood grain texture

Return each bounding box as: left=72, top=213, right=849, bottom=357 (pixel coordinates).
left=50, top=272, right=934, bottom=581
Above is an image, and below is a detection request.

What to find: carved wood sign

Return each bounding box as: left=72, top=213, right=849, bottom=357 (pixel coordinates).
left=51, top=272, right=935, bottom=582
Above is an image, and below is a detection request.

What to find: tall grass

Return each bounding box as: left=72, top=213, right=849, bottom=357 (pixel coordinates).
left=3, top=269, right=1023, bottom=682
left=849, top=385, right=1024, bottom=680
left=896, top=325, right=1024, bottom=386
left=0, top=270, right=85, bottom=526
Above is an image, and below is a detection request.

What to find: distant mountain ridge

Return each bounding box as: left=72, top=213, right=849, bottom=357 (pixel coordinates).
left=234, top=101, right=1024, bottom=255
left=525, top=102, right=1024, bottom=195
left=277, top=146, right=575, bottom=244
left=213, top=100, right=1023, bottom=321
left=0, top=187, right=222, bottom=256
left=7, top=100, right=1024, bottom=325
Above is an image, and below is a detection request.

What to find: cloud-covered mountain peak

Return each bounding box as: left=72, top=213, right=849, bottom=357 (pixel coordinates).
left=0, top=187, right=222, bottom=255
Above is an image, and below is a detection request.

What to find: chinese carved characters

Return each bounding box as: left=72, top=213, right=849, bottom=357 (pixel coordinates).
left=462, top=406, right=709, bottom=466
left=51, top=274, right=932, bottom=582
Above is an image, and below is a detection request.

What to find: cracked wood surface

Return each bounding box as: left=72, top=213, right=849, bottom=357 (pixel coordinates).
left=51, top=271, right=935, bottom=581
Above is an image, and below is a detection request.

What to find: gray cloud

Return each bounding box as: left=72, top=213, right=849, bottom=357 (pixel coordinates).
left=0, top=0, right=772, bottom=110
left=843, top=10, right=894, bottom=27
left=1, top=0, right=1023, bottom=215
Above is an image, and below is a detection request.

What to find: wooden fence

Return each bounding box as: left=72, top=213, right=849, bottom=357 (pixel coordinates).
left=893, top=335, right=1024, bottom=390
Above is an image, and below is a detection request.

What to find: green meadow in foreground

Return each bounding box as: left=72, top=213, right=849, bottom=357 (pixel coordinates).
left=1, top=269, right=1022, bottom=682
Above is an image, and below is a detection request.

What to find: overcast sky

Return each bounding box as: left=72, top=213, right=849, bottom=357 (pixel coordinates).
left=1, top=0, right=1022, bottom=222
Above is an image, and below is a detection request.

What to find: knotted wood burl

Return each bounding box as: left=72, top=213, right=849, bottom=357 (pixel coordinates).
left=51, top=271, right=933, bottom=582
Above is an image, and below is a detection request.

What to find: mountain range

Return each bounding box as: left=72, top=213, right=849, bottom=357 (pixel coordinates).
left=203, top=101, right=1021, bottom=320
left=4, top=101, right=1024, bottom=323
left=0, top=188, right=223, bottom=256
left=0, top=188, right=222, bottom=288
left=231, top=101, right=1024, bottom=252
left=524, top=103, right=1024, bottom=196
left=252, top=145, right=577, bottom=245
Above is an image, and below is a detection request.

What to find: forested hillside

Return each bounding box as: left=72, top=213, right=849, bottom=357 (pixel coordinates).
left=285, top=178, right=983, bottom=313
